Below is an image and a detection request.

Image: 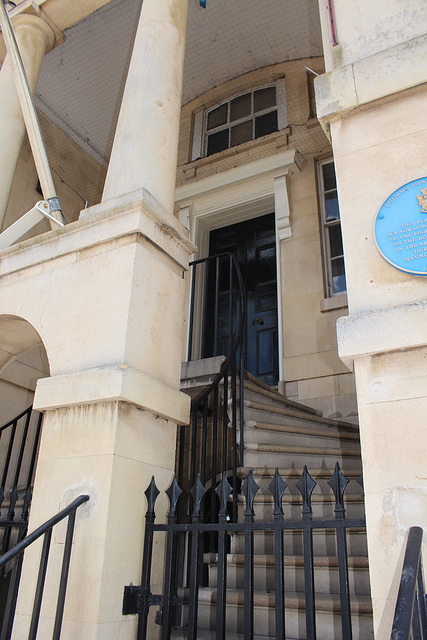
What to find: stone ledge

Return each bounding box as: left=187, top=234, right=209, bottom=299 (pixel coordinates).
left=33, top=365, right=191, bottom=425
left=320, top=293, right=348, bottom=313
left=315, top=34, right=427, bottom=130
left=0, top=188, right=196, bottom=277
left=337, top=301, right=427, bottom=369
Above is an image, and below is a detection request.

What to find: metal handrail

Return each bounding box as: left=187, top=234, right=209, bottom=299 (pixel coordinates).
left=0, top=495, right=89, bottom=569
left=178, top=252, right=246, bottom=526
left=0, top=494, right=89, bottom=640
left=187, top=252, right=246, bottom=407
left=390, top=526, right=427, bottom=640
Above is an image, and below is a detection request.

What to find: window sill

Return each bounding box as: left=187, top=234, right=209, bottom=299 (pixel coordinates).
left=187, top=128, right=290, bottom=169
left=320, top=293, right=348, bottom=313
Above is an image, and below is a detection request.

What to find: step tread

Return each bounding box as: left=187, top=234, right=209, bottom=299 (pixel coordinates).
left=196, top=587, right=373, bottom=614
left=245, top=400, right=358, bottom=431
left=205, top=553, right=369, bottom=569
left=237, top=492, right=364, bottom=504
left=238, top=467, right=362, bottom=479
left=243, top=376, right=322, bottom=417
left=244, top=442, right=361, bottom=457
left=172, top=631, right=292, bottom=640
left=250, top=421, right=360, bottom=441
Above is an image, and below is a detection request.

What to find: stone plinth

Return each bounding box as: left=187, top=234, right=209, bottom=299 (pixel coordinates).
left=1, top=190, right=195, bottom=640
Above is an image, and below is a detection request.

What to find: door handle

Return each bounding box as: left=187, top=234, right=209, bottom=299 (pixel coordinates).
left=253, top=317, right=264, bottom=325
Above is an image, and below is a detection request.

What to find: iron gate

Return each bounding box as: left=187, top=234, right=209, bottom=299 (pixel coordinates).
left=123, top=463, right=366, bottom=640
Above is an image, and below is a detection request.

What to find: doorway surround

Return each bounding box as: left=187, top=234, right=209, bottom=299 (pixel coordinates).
left=175, top=149, right=302, bottom=385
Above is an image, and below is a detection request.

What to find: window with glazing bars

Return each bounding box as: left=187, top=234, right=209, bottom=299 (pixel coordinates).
left=318, top=160, right=346, bottom=296
left=191, top=80, right=286, bottom=160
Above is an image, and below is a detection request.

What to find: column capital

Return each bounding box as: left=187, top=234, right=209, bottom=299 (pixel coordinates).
left=11, top=12, right=56, bottom=53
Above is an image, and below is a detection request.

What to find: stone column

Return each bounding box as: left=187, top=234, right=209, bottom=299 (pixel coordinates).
left=102, top=0, right=189, bottom=214
left=10, top=1, right=193, bottom=638
left=0, top=14, right=55, bottom=230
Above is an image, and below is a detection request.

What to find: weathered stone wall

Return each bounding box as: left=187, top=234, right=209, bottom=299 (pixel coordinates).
left=176, top=59, right=358, bottom=422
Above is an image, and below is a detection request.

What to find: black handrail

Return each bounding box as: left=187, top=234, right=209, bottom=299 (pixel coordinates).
left=0, top=406, right=42, bottom=499
left=178, top=253, right=246, bottom=526
left=390, top=526, right=427, bottom=640
left=187, top=253, right=246, bottom=407
left=0, top=494, right=89, bottom=640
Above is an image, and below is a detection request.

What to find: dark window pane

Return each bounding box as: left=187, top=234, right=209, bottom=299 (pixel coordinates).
left=207, top=104, right=227, bottom=130
left=207, top=129, right=229, bottom=156
left=328, top=224, right=343, bottom=258
left=255, top=110, right=278, bottom=138
left=230, top=120, right=253, bottom=147
left=322, top=162, right=337, bottom=191
left=325, top=191, right=340, bottom=221
left=331, top=257, right=346, bottom=293
left=230, top=93, right=251, bottom=121
left=254, top=86, right=276, bottom=112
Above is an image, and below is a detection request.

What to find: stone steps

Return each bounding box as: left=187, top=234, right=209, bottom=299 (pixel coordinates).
left=242, top=399, right=357, bottom=431
left=193, top=588, right=373, bottom=640
left=244, top=418, right=360, bottom=442
left=243, top=421, right=361, bottom=449
left=205, top=552, right=370, bottom=595
left=229, top=527, right=369, bottom=557
left=237, top=493, right=365, bottom=521
left=243, top=442, right=363, bottom=471
left=180, top=370, right=371, bottom=639
left=242, top=374, right=321, bottom=416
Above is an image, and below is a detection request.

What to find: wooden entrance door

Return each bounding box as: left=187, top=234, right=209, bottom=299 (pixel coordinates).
left=208, top=213, right=279, bottom=386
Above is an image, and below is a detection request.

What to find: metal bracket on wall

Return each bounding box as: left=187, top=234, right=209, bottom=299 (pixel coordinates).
left=0, top=200, right=64, bottom=250
left=0, top=0, right=64, bottom=247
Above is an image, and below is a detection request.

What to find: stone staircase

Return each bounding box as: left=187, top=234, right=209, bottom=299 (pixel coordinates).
left=191, top=372, right=373, bottom=640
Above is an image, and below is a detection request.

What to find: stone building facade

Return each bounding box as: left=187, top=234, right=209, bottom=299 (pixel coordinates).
left=0, top=0, right=425, bottom=638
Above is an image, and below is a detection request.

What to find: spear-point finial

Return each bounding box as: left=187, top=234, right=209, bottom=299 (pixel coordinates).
left=296, top=466, right=316, bottom=518
left=268, top=468, right=288, bottom=518
left=216, top=472, right=232, bottom=519
left=144, top=476, right=160, bottom=516
left=165, top=475, right=183, bottom=519
left=190, top=474, right=207, bottom=519
left=242, top=469, right=260, bottom=519
left=328, top=462, right=350, bottom=517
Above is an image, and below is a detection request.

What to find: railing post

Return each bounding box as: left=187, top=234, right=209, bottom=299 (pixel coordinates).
left=297, top=467, right=317, bottom=640
left=390, top=526, right=425, bottom=640
left=269, top=469, right=288, bottom=640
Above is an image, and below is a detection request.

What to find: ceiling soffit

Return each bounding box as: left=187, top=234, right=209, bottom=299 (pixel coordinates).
left=34, top=0, right=323, bottom=165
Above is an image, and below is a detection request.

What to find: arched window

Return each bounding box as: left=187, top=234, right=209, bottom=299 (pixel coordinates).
left=191, top=79, right=287, bottom=160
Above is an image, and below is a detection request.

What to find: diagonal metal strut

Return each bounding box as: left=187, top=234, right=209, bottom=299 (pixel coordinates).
left=0, top=0, right=64, bottom=247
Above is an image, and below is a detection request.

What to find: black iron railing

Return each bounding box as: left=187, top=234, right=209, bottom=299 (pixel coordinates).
left=0, top=494, right=89, bottom=640
left=390, top=526, right=426, bottom=640
left=125, top=463, right=365, bottom=640
left=0, top=407, right=42, bottom=558
left=178, top=253, right=246, bottom=523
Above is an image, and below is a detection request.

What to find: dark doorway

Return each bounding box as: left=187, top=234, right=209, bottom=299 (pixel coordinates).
left=207, top=213, right=279, bottom=386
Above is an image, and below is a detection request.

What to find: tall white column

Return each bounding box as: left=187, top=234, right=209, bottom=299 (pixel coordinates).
left=0, top=14, right=55, bottom=230
left=102, top=0, right=189, bottom=214
left=9, top=2, right=194, bottom=637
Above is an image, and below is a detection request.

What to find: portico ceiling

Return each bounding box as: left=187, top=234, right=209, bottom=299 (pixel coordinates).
left=33, top=0, right=323, bottom=166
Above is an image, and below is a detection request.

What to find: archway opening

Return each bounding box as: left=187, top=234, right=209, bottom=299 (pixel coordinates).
left=0, top=315, right=49, bottom=621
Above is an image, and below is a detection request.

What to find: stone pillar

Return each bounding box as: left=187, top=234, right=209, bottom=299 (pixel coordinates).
left=315, top=0, right=427, bottom=637
left=0, top=14, right=55, bottom=230
left=102, top=0, right=189, bottom=214
left=10, top=1, right=193, bottom=638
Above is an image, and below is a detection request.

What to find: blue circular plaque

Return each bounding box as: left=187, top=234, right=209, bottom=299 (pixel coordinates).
left=374, top=177, right=427, bottom=276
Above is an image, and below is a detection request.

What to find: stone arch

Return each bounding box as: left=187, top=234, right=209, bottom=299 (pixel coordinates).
left=0, top=314, right=49, bottom=428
